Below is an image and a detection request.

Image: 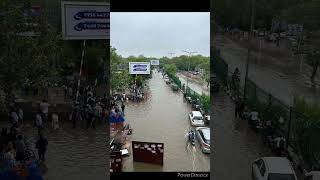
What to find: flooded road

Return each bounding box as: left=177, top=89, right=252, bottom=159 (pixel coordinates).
left=177, top=73, right=210, bottom=96
left=212, top=92, right=271, bottom=180
left=122, top=71, right=210, bottom=171
left=0, top=121, right=106, bottom=180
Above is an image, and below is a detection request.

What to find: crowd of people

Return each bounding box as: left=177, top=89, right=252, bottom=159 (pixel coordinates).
left=0, top=100, right=49, bottom=164
left=129, top=84, right=145, bottom=102
left=70, top=85, right=109, bottom=129
left=110, top=94, right=127, bottom=131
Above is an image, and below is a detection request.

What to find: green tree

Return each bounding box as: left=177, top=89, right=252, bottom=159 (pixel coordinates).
left=164, top=64, right=177, bottom=76
left=0, top=1, right=62, bottom=106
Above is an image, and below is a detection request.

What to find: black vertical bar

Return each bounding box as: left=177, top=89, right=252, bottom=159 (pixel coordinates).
left=286, top=107, right=292, bottom=148
left=268, top=93, right=272, bottom=107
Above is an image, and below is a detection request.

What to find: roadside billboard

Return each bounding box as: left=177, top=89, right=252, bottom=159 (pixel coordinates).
left=129, top=62, right=151, bottom=75
left=150, top=59, right=160, bottom=66
left=61, top=1, right=110, bottom=40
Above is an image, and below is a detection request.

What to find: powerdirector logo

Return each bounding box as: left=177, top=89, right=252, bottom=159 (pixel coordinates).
left=177, top=173, right=209, bottom=178
left=74, top=22, right=109, bottom=31
left=74, top=11, right=109, bottom=20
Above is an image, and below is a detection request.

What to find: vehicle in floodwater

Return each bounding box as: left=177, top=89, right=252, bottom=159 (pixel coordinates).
left=189, top=111, right=205, bottom=126
left=171, top=84, right=179, bottom=91
left=196, top=127, right=210, bottom=153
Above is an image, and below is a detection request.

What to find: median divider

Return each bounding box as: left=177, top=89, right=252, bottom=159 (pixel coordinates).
left=163, top=69, right=210, bottom=114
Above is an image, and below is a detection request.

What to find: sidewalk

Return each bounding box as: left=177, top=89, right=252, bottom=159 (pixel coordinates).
left=214, top=33, right=320, bottom=105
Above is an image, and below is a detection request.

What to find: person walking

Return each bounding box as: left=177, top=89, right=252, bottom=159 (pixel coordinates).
left=15, top=134, right=26, bottom=162
left=18, top=107, right=23, bottom=125
left=51, top=111, right=59, bottom=130
left=35, top=134, right=48, bottom=161
left=10, top=107, right=19, bottom=125
left=235, top=99, right=241, bottom=118
left=238, top=99, right=245, bottom=119
left=94, top=102, right=103, bottom=124
left=86, top=104, right=94, bottom=129
left=72, top=103, right=81, bottom=128
left=35, top=111, right=43, bottom=135
left=39, top=99, right=50, bottom=122
left=121, top=102, right=125, bottom=115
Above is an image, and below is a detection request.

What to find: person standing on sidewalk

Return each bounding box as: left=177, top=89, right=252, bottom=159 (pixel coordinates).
left=121, top=102, right=125, bottom=115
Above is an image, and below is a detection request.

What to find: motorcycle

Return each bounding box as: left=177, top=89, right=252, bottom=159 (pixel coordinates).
left=188, top=130, right=196, bottom=146
left=247, top=111, right=262, bottom=131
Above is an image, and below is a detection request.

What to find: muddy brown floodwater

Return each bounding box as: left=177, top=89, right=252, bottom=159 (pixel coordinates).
left=0, top=120, right=106, bottom=180
left=121, top=71, right=210, bottom=172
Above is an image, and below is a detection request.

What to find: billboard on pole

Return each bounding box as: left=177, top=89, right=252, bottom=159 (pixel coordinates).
left=61, top=1, right=110, bottom=40
left=129, top=62, right=151, bottom=75
left=150, top=59, right=159, bottom=66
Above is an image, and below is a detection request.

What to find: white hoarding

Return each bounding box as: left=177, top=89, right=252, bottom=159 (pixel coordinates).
left=129, top=62, right=151, bottom=75
left=61, top=1, right=110, bottom=40
left=150, top=59, right=160, bottom=66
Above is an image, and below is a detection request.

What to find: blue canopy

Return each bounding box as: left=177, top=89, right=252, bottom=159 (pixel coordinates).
left=109, top=113, right=125, bottom=123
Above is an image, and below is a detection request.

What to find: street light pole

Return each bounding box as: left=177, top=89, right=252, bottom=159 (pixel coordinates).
left=182, top=50, right=197, bottom=93
left=243, top=0, right=255, bottom=99
left=168, top=52, right=175, bottom=58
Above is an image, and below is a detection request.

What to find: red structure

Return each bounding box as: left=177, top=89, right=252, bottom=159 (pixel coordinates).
left=110, top=151, right=122, bottom=172
left=132, top=141, right=164, bottom=165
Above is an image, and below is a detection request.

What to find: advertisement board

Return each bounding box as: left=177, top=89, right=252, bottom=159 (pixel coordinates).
left=129, top=62, right=151, bottom=75
left=150, top=59, right=160, bottom=66
left=61, top=1, right=110, bottom=40
left=132, top=141, right=164, bottom=165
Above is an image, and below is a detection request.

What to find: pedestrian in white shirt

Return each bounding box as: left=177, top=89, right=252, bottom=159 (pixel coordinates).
left=52, top=111, right=59, bottom=130
left=36, top=111, right=43, bottom=135
left=18, top=108, right=23, bottom=125
left=40, top=99, right=50, bottom=121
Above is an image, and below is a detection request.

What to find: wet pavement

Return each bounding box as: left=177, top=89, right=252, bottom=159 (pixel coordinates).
left=214, top=34, right=320, bottom=106
left=0, top=121, right=106, bottom=180
left=212, top=92, right=271, bottom=180
left=121, top=71, right=210, bottom=171
left=177, top=73, right=209, bottom=96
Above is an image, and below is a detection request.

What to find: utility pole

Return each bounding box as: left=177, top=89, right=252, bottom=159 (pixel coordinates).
left=243, top=0, right=255, bottom=99
left=182, top=50, right=197, bottom=93
left=168, top=52, right=175, bottom=58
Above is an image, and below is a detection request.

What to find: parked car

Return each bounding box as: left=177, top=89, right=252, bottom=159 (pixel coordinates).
left=171, top=84, right=179, bottom=91
left=252, top=157, right=298, bottom=180
left=188, top=111, right=205, bottom=126
left=305, top=171, right=320, bottom=180
left=195, top=127, right=210, bottom=153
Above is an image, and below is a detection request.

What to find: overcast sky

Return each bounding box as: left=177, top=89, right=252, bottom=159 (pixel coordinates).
left=111, top=12, right=210, bottom=58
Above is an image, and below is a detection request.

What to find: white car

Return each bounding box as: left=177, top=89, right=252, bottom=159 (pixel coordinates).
left=252, top=157, right=298, bottom=180
left=195, top=127, right=210, bottom=153
left=188, top=111, right=205, bottom=126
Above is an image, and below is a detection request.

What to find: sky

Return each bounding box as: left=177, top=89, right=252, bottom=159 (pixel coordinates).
left=111, top=12, right=210, bottom=58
